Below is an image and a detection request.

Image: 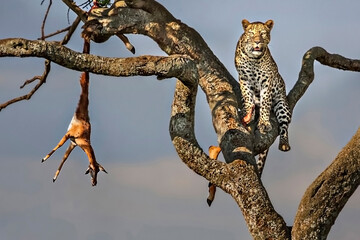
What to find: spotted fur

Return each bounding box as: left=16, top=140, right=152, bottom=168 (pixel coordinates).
left=235, top=19, right=291, bottom=174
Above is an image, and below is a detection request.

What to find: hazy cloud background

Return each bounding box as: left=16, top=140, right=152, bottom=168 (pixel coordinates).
left=0, top=0, right=359, bottom=239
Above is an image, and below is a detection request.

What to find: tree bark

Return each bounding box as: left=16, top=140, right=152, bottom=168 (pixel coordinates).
left=292, top=127, right=360, bottom=239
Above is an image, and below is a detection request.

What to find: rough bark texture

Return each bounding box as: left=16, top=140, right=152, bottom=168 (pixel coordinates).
left=287, top=46, right=360, bottom=111
left=292, top=127, right=360, bottom=239
left=169, top=77, right=290, bottom=239
left=0, top=38, right=196, bottom=79
left=0, top=0, right=359, bottom=239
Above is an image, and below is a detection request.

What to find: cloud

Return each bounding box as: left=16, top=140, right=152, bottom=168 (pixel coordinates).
left=108, top=157, right=205, bottom=199
left=0, top=155, right=251, bottom=240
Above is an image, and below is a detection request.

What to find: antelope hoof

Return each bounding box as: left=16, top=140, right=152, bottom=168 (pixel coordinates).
left=53, top=170, right=60, bottom=183
left=129, top=46, right=135, bottom=54
left=85, top=164, right=107, bottom=186
left=207, top=182, right=216, bottom=207
left=85, top=167, right=98, bottom=186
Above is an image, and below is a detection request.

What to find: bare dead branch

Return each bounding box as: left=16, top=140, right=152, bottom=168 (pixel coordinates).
left=0, top=60, right=50, bottom=111
left=61, top=16, right=81, bottom=45
left=38, top=26, right=71, bottom=40
left=62, top=0, right=88, bottom=21
left=288, top=47, right=360, bottom=111
left=0, top=14, right=81, bottom=111
left=41, top=0, right=53, bottom=40
left=78, top=0, right=93, bottom=9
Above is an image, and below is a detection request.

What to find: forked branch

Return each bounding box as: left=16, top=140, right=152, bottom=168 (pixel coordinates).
left=0, top=14, right=80, bottom=111
left=40, top=0, right=53, bottom=40
left=0, top=60, right=50, bottom=111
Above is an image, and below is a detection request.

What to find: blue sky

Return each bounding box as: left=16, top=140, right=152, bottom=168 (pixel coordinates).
left=0, top=0, right=359, bottom=239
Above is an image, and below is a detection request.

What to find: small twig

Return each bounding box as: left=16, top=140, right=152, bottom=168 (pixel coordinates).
left=0, top=15, right=81, bottom=111
left=41, top=0, right=53, bottom=40
left=62, top=0, right=88, bottom=21
left=38, top=26, right=71, bottom=40
left=79, top=0, right=93, bottom=9
left=20, top=61, right=50, bottom=89
left=0, top=60, right=51, bottom=111
left=0, top=0, right=53, bottom=111
left=61, top=16, right=81, bottom=45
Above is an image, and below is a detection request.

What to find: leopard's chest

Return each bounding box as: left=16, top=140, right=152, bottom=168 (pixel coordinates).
left=239, top=58, right=272, bottom=88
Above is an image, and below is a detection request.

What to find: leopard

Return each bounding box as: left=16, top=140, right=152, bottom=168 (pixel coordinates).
left=235, top=19, right=291, bottom=175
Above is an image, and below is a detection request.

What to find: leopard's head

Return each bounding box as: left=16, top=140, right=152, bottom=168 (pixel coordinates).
left=240, top=19, right=274, bottom=58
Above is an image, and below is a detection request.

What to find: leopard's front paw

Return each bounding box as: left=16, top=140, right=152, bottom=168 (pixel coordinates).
left=258, top=120, right=272, bottom=134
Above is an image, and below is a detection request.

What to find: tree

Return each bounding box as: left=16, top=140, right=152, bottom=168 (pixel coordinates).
left=0, top=0, right=359, bottom=239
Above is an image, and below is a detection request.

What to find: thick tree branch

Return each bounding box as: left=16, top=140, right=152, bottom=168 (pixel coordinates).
left=0, top=38, right=196, bottom=81
left=170, top=76, right=290, bottom=240
left=293, top=127, right=360, bottom=239
left=288, top=47, right=360, bottom=111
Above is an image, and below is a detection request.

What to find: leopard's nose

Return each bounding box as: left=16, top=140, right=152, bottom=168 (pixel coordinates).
left=254, top=36, right=261, bottom=44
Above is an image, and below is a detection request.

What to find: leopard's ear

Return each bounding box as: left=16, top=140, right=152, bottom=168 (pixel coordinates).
left=242, top=19, right=251, bottom=30
left=265, top=20, right=274, bottom=31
